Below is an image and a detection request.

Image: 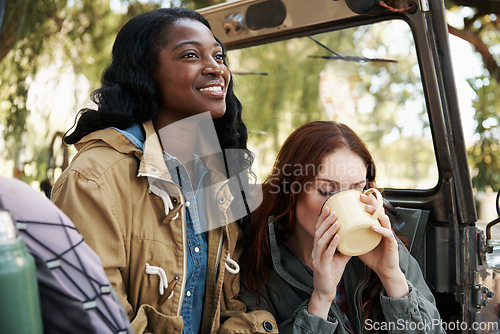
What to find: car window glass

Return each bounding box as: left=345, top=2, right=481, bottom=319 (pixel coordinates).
left=228, top=19, right=438, bottom=190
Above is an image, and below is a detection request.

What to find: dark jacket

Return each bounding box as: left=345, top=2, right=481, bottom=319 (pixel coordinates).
left=240, top=221, right=445, bottom=333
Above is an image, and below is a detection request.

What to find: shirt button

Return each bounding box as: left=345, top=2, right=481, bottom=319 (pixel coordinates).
left=185, top=201, right=191, bottom=207
left=263, top=320, right=274, bottom=332
left=186, top=291, right=191, bottom=297
left=194, top=247, right=200, bottom=253
left=218, top=197, right=226, bottom=204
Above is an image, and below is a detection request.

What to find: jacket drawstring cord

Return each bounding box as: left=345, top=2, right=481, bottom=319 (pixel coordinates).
left=222, top=221, right=240, bottom=274
left=149, top=184, right=174, bottom=217
left=225, top=254, right=240, bottom=274
left=145, top=263, right=175, bottom=300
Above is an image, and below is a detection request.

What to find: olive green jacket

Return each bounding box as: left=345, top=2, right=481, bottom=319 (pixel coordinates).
left=52, top=121, right=276, bottom=333
left=240, top=221, right=445, bottom=333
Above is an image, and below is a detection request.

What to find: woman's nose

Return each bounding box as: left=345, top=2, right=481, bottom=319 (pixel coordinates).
left=201, top=59, right=223, bottom=76
left=202, top=67, right=223, bottom=76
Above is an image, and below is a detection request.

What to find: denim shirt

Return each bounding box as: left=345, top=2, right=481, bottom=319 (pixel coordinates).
left=165, top=153, right=209, bottom=334
left=113, top=124, right=209, bottom=334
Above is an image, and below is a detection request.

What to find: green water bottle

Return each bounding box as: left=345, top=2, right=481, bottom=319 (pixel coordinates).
left=0, top=209, right=43, bottom=333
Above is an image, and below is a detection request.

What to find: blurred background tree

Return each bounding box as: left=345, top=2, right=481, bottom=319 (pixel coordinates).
left=467, top=77, right=500, bottom=192
left=229, top=20, right=435, bottom=189
left=0, top=0, right=226, bottom=186
left=0, top=0, right=498, bottom=196
left=445, top=0, right=500, bottom=193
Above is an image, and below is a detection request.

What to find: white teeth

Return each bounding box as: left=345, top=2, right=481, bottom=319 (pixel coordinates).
left=200, top=86, right=222, bottom=92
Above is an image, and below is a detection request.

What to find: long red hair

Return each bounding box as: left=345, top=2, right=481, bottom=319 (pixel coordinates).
left=242, top=121, right=377, bottom=299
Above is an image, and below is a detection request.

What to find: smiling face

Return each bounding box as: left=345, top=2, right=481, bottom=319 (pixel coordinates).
left=294, top=148, right=368, bottom=240
left=152, top=19, right=231, bottom=126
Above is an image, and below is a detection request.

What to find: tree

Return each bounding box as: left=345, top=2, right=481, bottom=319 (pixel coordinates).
left=0, top=0, right=497, bottom=191
left=0, top=0, right=122, bottom=182
left=445, top=0, right=500, bottom=82
left=229, top=19, right=437, bottom=188
left=467, top=77, right=500, bottom=192
left=445, top=0, right=500, bottom=192
left=0, top=0, right=225, bottom=183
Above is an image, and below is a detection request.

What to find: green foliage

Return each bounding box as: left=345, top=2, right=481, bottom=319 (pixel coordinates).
left=467, top=76, right=500, bottom=192
left=0, top=0, right=222, bottom=183
left=229, top=38, right=325, bottom=178
left=0, top=0, right=497, bottom=194
left=0, top=0, right=59, bottom=179
left=230, top=20, right=437, bottom=188
left=445, top=1, right=500, bottom=192
left=445, top=1, right=500, bottom=82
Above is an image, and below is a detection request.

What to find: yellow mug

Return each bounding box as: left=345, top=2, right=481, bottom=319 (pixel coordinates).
left=321, top=188, right=383, bottom=256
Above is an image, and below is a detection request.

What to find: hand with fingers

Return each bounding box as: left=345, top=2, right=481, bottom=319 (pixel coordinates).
left=307, top=206, right=352, bottom=319
left=358, top=192, right=409, bottom=299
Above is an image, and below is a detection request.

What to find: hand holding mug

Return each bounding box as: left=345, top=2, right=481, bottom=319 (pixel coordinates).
left=308, top=206, right=351, bottom=319
left=321, top=188, right=384, bottom=256
left=357, top=192, right=409, bottom=299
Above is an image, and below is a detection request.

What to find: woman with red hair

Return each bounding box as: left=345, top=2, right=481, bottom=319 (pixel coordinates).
left=240, top=121, right=443, bottom=333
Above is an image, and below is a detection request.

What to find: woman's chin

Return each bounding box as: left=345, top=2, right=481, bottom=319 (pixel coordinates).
left=210, top=109, right=226, bottom=120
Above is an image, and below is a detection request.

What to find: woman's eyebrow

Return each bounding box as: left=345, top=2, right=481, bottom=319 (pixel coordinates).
left=173, top=40, right=221, bottom=51
left=316, top=178, right=339, bottom=185
left=173, top=40, right=201, bottom=50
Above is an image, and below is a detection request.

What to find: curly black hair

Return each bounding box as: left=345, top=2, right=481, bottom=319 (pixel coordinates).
left=65, top=7, right=250, bottom=167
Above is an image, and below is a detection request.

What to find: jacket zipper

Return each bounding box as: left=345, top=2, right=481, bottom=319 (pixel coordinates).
left=215, top=180, right=230, bottom=280
left=354, top=267, right=370, bottom=334
left=175, top=167, right=187, bottom=316
left=344, top=322, right=355, bottom=334
left=216, top=235, right=223, bottom=277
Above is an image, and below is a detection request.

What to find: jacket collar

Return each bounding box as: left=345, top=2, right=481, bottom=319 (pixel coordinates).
left=267, top=219, right=314, bottom=294
left=137, top=121, right=172, bottom=180
left=74, top=120, right=172, bottom=181
left=138, top=120, right=229, bottom=185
